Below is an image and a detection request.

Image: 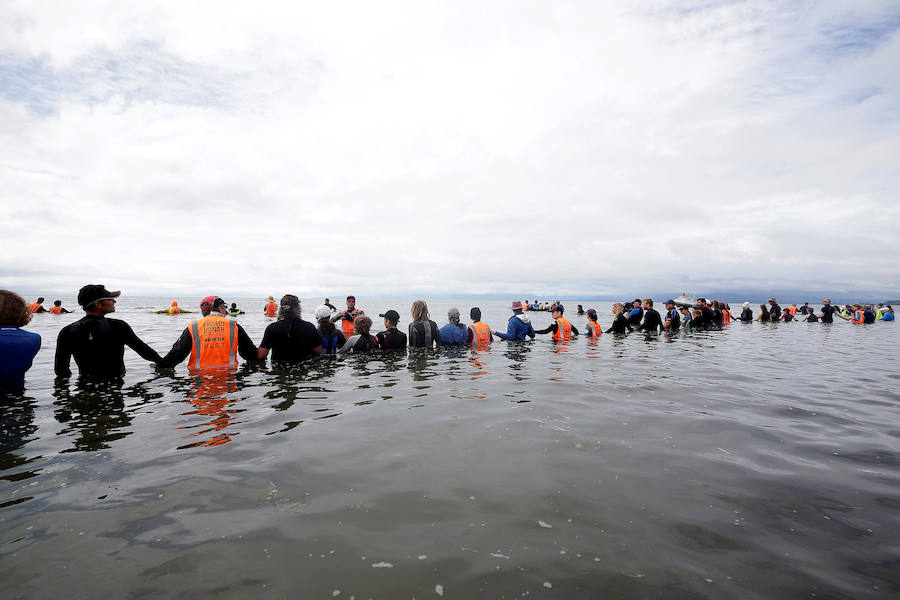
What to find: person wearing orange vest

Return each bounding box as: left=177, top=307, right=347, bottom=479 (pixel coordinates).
left=331, top=295, right=364, bottom=340
left=167, top=301, right=181, bottom=315
left=29, top=297, right=47, bottom=313
left=466, top=307, right=493, bottom=346
left=264, top=296, right=278, bottom=317
left=850, top=305, right=865, bottom=324
left=535, top=305, right=578, bottom=340
left=49, top=300, right=71, bottom=314
left=158, top=296, right=259, bottom=370
left=584, top=308, right=603, bottom=337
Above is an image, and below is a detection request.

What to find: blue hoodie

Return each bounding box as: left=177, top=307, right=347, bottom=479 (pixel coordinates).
left=496, top=312, right=536, bottom=341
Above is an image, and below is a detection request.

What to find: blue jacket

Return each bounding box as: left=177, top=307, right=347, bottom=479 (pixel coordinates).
left=439, top=322, right=468, bottom=345
left=882, top=311, right=894, bottom=321
left=496, top=312, right=536, bottom=341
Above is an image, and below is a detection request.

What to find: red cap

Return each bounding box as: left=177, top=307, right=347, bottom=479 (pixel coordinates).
left=200, top=295, right=224, bottom=309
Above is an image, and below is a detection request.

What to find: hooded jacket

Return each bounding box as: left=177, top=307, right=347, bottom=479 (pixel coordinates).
left=496, top=312, right=536, bottom=341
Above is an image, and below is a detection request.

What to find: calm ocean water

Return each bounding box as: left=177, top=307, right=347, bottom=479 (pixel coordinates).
left=2, top=296, right=898, bottom=599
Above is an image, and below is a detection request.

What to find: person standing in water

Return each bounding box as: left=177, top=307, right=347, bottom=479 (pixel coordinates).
left=158, top=296, right=258, bottom=370
left=0, top=290, right=41, bottom=392
left=408, top=300, right=441, bottom=348
left=376, top=309, right=408, bottom=350
left=606, top=303, right=632, bottom=334
left=584, top=308, right=602, bottom=337
left=494, top=301, right=536, bottom=341
left=739, top=302, right=753, bottom=322
left=662, top=299, right=681, bottom=331
left=264, top=296, right=278, bottom=317
left=535, top=305, right=578, bottom=340
left=55, top=285, right=162, bottom=378
left=637, top=299, right=663, bottom=333
left=257, top=295, right=321, bottom=363
left=315, top=305, right=345, bottom=354
left=29, top=297, right=47, bottom=313
left=467, top=307, right=493, bottom=345
left=49, top=300, right=71, bottom=314
left=439, top=308, right=469, bottom=346
left=332, top=296, right=364, bottom=341
left=340, top=315, right=378, bottom=353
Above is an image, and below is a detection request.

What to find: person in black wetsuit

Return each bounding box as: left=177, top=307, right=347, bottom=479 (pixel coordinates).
left=257, top=295, right=321, bottom=363
left=637, top=298, right=663, bottom=333
left=805, top=311, right=819, bottom=322
left=662, top=301, right=681, bottom=330
left=340, top=315, right=378, bottom=353
left=376, top=309, right=408, bottom=349
left=820, top=298, right=838, bottom=323
left=694, top=299, right=713, bottom=328
left=606, top=303, right=632, bottom=334
left=408, top=300, right=441, bottom=348
left=55, top=284, right=162, bottom=378
left=626, top=299, right=643, bottom=326
left=739, top=302, right=753, bottom=322
left=768, top=298, right=782, bottom=322
left=324, top=298, right=336, bottom=312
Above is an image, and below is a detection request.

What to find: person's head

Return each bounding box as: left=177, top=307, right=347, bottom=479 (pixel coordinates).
left=769, top=297, right=776, bottom=305
left=314, top=305, right=332, bottom=322
left=577, top=304, right=583, bottom=310
left=78, top=284, right=121, bottom=315
left=803, top=302, right=809, bottom=306
left=36, top=297, right=45, bottom=304
left=346, top=295, right=356, bottom=310
left=679, top=306, right=689, bottom=314
left=411, top=300, right=429, bottom=322
left=665, top=299, right=676, bottom=310
left=697, top=298, right=707, bottom=306
left=278, top=294, right=301, bottom=320
left=642, top=298, right=653, bottom=309
left=552, top=306, right=564, bottom=318
left=324, top=298, right=330, bottom=303
left=379, top=309, right=400, bottom=328
left=266, top=295, right=275, bottom=302
left=200, top=295, right=226, bottom=316
left=470, top=307, right=482, bottom=322
left=448, top=307, right=460, bottom=324
left=172, top=300, right=179, bottom=307
left=54, top=300, right=62, bottom=306
left=612, top=302, right=623, bottom=316
left=0, top=290, right=31, bottom=327
left=710, top=300, right=719, bottom=308
left=760, top=304, right=767, bottom=311
left=692, top=308, right=702, bottom=318
left=586, top=308, right=597, bottom=321
left=742, top=301, right=750, bottom=309
left=510, top=300, right=523, bottom=313
left=633, top=299, right=641, bottom=308
left=230, top=302, right=236, bottom=309
left=353, top=314, right=372, bottom=335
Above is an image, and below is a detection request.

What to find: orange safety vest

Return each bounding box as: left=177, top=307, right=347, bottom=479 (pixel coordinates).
left=723, top=310, right=731, bottom=325
left=29, top=303, right=41, bottom=313
left=552, top=317, right=573, bottom=340
left=265, top=301, right=278, bottom=317
left=187, top=316, right=240, bottom=369
left=340, top=310, right=362, bottom=338
left=789, top=306, right=798, bottom=315
left=168, top=306, right=181, bottom=315
left=851, top=310, right=864, bottom=324
left=469, top=321, right=492, bottom=345
left=50, top=306, right=62, bottom=314
left=586, top=321, right=602, bottom=337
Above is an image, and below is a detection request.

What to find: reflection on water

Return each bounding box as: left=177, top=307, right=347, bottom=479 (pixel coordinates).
left=1, top=300, right=898, bottom=598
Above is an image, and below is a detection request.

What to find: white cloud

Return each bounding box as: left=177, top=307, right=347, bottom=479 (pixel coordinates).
left=1, top=0, right=899, bottom=298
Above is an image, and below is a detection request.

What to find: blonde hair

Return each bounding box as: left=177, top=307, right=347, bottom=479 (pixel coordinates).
left=611, top=302, right=623, bottom=316
left=410, top=300, right=429, bottom=322
left=0, top=290, right=31, bottom=327
left=353, top=314, right=372, bottom=335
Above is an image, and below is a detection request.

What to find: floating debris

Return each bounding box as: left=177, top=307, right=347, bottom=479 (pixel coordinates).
left=538, top=521, right=553, bottom=529
left=371, top=562, right=393, bottom=568
left=435, top=584, right=444, bottom=596
left=543, top=582, right=553, bottom=589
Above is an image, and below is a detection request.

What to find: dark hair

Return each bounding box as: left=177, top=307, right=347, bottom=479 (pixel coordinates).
left=318, top=317, right=337, bottom=335
left=346, top=295, right=355, bottom=301
left=0, top=290, right=32, bottom=327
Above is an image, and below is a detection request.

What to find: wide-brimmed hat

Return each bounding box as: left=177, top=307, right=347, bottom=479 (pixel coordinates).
left=266, top=295, right=276, bottom=302
left=510, top=300, right=523, bottom=310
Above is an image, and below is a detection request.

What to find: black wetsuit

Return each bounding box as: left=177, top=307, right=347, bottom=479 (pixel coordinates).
left=711, top=308, right=723, bottom=328
left=626, top=307, right=643, bottom=326
left=409, top=320, right=441, bottom=348
left=158, top=320, right=258, bottom=367
left=782, top=312, right=794, bottom=322
left=340, top=333, right=378, bottom=353
left=769, top=303, right=782, bottom=320
left=260, top=317, right=321, bottom=362
left=739, top=308, right=753, bottom=322
left=638, top=309, right=663, bottom=333
left=55, top=315, right=162, bottom=378
left=606, top=314, right=632, bottom=334
left=376, top=327, right=408, bottom=349
left=662, top=308, right=681, bottom=330
left=820, top=305, right=836, bottom=323
left=806, top=313, right=819, bottom=322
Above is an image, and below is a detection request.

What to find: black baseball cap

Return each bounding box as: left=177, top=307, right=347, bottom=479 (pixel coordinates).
left=379, top=309, right=400, bottom=323
left=77, top=284, right=121, bottom=307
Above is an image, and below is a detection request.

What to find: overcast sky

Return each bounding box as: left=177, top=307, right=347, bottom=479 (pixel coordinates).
left=1, top=1, right=899, bottom=298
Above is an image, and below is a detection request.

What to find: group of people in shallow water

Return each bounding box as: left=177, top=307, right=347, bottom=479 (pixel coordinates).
left=0, top=286, right=893, bottom=393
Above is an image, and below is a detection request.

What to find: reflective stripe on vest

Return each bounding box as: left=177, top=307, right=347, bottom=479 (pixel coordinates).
left=553, top=317, right=573, bottom=340
left=723, top=310, right=731, bottom=325
left=188, top=316, right=238, bottom=369
left=265, top=302, right=278, bottom=317
left=851, top=311, right=864, bottom=324
left=29, top=303, right=41, bottom=313
left=469, top=321, right=491, bottom=345
left=586, top=321, right=602, bottom=336
left=50, top=306, right=62, bottom=314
